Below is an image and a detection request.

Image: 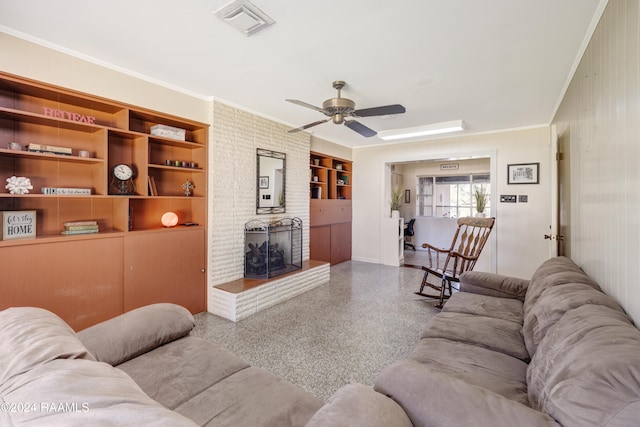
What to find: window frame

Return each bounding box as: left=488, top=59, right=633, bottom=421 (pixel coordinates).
left=416, top=173, right=490, bottom=218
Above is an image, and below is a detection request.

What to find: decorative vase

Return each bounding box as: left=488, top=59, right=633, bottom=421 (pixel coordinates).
left=475, top=212, right=486, bottom=218
left=392, top=210, right=400, bottom=219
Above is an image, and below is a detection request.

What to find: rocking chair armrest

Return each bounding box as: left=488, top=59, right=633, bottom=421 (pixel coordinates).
left=421, top=243, right=450, bottom=253
left=459, top=271, right=530, bottom=301
left=448, top=250, right=479, bottom=262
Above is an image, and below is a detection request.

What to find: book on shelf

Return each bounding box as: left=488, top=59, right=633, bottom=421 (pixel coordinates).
left=42, top=187, right=92, bottom=195
left=61, top=228, right=99, bottom=235
left=63, top=220, right=97, bottom=227
left=27, top=143, right=72, bottom=155
left=148, top=176, right=158, bottom=196
left=64, top=224, right=99, bottom=231
left=61, top=219, right=99, bottom=235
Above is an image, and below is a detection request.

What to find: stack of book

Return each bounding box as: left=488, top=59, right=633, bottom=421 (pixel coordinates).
left=61, top=220, right=99, bottom=235
left=27, top=143, right=72, bottom=156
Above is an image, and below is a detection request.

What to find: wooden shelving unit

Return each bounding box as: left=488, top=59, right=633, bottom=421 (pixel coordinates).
left=310, top=151, right=352, bottom=200
left=0, top=72, right=208, bottom=330
left=309, top=151, right=352, bottom=265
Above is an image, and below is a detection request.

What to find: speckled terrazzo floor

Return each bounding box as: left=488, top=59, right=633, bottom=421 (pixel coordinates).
left=191, top=256, right=440, bottom=402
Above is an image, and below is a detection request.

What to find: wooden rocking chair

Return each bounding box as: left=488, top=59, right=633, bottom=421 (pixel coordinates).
left=415, top=217, right=495, bottom=308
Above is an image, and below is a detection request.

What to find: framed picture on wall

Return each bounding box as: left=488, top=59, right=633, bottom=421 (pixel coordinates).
left=507, top=163, right=539, bottom=184
left=259, top=176, right=269, bottom=189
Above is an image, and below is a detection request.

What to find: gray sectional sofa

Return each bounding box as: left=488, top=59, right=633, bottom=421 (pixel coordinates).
left=3, top=256, right=640, bottom=426
left=0, top=303, right=322, bottom=426
left=308, top=256, right=640, bottom=426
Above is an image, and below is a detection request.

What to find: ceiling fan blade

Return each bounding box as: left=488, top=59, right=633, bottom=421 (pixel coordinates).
left=288, top=118, right=331, bottom=133
left=344, top=120, right=377, bottom=137
left=285, top=99, right=328, bottom=114
left=353, top=104, right=406, bottom=117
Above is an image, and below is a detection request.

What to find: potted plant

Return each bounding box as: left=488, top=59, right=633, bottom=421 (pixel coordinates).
left=390, top=187, right=403, bottom=218
left=474, top=186, right=488, bottom=217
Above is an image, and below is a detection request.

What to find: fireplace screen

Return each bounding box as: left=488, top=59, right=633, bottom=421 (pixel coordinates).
left=244, top=217, right=302, bottom=279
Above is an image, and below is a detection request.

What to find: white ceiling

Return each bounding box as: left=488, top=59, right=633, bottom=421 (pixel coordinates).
left=0, top=0, right=605, bottom=148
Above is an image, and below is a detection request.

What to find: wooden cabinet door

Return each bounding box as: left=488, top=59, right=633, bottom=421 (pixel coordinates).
left=124, top=228, right=206, bottom=314
left=1, top=237, right=124, bottom=331
left=310, top=225, right=331, bottom=263
left=330, top=222, right=352, bottom=265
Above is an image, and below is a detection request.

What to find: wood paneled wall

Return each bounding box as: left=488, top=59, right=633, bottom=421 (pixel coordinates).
left=553, top=0, right=640, bottom=323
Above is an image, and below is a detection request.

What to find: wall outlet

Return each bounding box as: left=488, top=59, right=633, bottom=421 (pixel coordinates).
left=519, top=195, right=528, bottom=203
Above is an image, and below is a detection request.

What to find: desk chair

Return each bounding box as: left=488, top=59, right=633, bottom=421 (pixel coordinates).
left=404, top=218, right=416, bottom=251
left=415, top=216, right=495, bottom=308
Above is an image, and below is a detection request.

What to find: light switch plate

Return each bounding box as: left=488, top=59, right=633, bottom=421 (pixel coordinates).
left=500, top=195, right=517, bottom=203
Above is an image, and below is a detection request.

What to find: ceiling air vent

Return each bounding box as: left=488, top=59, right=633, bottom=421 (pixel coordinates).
left=215, top=0, right=275, bottom=36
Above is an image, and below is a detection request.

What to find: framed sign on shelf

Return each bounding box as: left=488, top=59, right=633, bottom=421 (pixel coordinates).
left=507, top=163, right=539, bottom=184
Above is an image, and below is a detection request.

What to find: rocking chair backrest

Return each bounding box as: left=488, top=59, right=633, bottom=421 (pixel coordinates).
left=442, top=217, right=495, bottom=278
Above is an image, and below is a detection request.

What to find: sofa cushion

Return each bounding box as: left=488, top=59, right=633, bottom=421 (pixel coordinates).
left=375, top=360, right=560, bottom=427
left=1, top=358, right=197, bottom=426
left=0, top=307, right=95, bottom=385
left=78, top=303, right=195, bottom=366
left=409, top=338, right=529, bottom=404
left=118, top=336, right=250, bottom=410
left=522, top=282, right=627, bottom=356
left=459, top=271, right=529, bottom=301
left=527, top=304, right=640, bottom=426
left=173, top=366, right=323, bottom=427
left=524, top=257, right=599, bottom=314
left=421, top=312, right=529, bottom=361
left=305, top=383, right=413, bottom=427
left=529, top=256, right=585, bottom=284
left=443, top=292, right=524, bottom=324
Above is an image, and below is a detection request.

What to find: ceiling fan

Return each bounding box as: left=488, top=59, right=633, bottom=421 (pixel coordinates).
left=286, top=80, right=406, bottom=138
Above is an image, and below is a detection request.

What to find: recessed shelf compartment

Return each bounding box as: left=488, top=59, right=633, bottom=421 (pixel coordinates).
left=309, top=151, right=352, bottom=200
left=0, top=77, right=128, bottom=129
left=129, top=111, right=207, bottom=144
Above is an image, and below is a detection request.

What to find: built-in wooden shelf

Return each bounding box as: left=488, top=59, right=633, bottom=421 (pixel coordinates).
left=0, top=71, right=209, bottom=330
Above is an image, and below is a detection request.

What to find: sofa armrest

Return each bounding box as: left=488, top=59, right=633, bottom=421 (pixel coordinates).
left=374, top=361, right=559, bottom=427
left=77, top=303, right=195, bottom=366
left=460, top=271, right=529, bottom=301
left=306, top=383, right=412, bottom=427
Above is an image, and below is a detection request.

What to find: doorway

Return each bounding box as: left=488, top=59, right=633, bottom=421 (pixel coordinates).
left=386, top=154, right=497, bottom=273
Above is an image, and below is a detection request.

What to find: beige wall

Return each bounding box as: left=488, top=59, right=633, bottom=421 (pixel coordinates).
left=310, top=136, right=352, bottom=160
left=552, top=0, right=640, bottom=323
left=0, top=33, right=209, bottom=123
left=352, top=127, right=553, bottom=279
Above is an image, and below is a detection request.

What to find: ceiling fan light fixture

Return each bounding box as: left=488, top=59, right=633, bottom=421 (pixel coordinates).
left=377, top=120, right=465, bottom=141
left=215, top=0, right=275, bottom=36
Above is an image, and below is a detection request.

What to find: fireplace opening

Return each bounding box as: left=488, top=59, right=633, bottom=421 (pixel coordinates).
left=244, top=217, right=302, bottom=279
